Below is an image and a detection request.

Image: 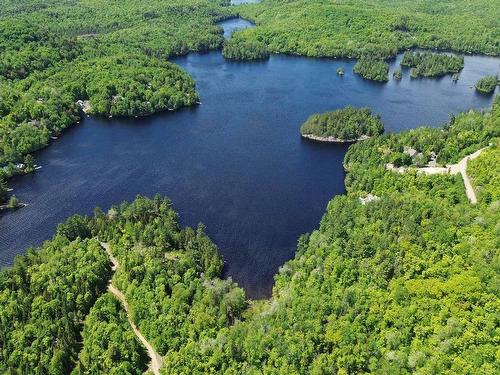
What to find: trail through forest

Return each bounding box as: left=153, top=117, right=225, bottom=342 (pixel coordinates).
left=100, top=241, right=163, bottom=375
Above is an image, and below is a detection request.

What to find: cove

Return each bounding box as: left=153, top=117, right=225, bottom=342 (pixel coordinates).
left=0, top=18, right=498, bottom=298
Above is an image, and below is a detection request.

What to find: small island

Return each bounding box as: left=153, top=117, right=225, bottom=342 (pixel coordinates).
left=0, top=195, right=27, bottom=212
left=300, top=106, right=384, bottom=142
left=353, top=58, right=389, bottom=82
left=393, top=68, right=402, bottom=80
left=401, top=51, right=464, bottom=78
left=475, top=75, right=498, bottom=94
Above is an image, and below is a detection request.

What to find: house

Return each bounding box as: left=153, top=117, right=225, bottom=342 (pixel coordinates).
left=359, top=193, right=380, bottom=205
left=404, top=146, right=418, bottom=158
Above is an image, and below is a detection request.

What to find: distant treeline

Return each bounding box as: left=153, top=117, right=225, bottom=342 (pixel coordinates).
left=237, top=0, right=500, bottom=59
left=223, top=34, right=270, bottom=60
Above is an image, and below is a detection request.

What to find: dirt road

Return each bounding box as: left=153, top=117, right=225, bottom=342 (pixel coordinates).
left=100, top=242, right=163, bottom=375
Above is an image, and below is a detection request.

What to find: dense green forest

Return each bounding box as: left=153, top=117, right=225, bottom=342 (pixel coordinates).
left=300, top=106, right=384, bottom=141
left=1, top=99, right=498, bottom=374
left=400, top=52, right=464, bottom=78
left=468, top=147, right=500, bottom=204
left=0, top=236, right=111, bottom=374
left=71, top=293, right=148, bottom=374
left=237, top=0, right=500, bottom=59
left=475, top=75, right=499, bottom=94
left=95, top=196, right=246, bottom=359
left=0, top=178, right=6, bottom=203
left=0, top=195, right=245, bottom=373
left=0, top=0, right=236, bottom=194
left=353, top=58, right=389, bottom=82
left=223, top=36, right=270, bottom=60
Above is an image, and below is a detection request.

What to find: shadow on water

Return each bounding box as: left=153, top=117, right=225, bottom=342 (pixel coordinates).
left=0, top=17, right=498, bottom=298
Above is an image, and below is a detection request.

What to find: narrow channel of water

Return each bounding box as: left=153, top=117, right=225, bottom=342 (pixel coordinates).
left=1, top=17, right=498, bottom=298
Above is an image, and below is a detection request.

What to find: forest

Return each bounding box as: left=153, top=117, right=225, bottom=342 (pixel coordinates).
left=237, top=0, right=500, bottom=59
left=0, top=195, right=245, bottom=374
left=400, top=52, right=464, bottom=78
left=468, top=147, right=500, bottom=204
left=0, top=179, right=6, bottom=203
left=300, top=106, right=384, bottom=141
left=475, top=75, right=499, bottom=94
left=1, top=98, right=498, bottom=374
left=0, top=235, right=111, bottom=374
left=223, top=35, right=270, bottom=60
left=71, top=293, right=149, bottom=375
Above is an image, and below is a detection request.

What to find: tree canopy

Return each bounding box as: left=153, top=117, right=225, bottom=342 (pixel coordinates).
left=353, top=58, right=389, bottom=82
left=401, top=52, right=464, bottom=78
left=237, top=0, right=500, bottom=59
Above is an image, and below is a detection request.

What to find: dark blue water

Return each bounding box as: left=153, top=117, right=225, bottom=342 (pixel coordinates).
left=1, top=19, right=498, bottom=298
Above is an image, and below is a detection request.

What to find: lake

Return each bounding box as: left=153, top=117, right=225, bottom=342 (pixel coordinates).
left=0, top=17, right=498, bottom=298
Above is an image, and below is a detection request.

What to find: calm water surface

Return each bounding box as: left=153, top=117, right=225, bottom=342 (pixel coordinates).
left=1, top=18, right=498, bottom=298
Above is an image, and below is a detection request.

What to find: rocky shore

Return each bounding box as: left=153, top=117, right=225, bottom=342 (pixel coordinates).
left=301, top=133, right=370, bottom=143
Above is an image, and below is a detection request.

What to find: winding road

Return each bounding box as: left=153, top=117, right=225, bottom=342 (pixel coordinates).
left=417, top=148, right=486, bottom=204
left=387, top=147, right=486, bottom=204
left=100, top=242, right=163, bottom=375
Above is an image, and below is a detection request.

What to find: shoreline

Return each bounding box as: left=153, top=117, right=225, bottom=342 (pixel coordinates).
left=301, top=133, right=370, bottom=143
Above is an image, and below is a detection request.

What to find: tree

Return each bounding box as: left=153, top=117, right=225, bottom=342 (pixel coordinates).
left=393, top=68, right=402, bottom=80
left=24, top=154, right=35, bottom=172
left=353, top=58, right=389, bottom=82
left=56, top=214, right=91, bottom=241
left=7, top=195, right=19, bottom=208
